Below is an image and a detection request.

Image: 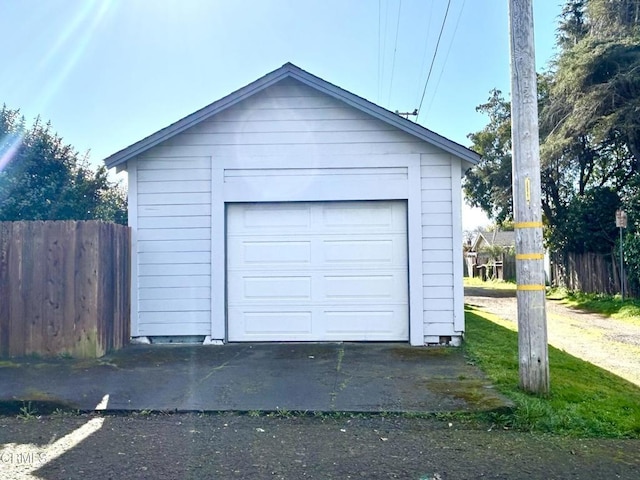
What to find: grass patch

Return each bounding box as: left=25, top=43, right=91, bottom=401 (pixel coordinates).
left=0, top=360, right=20, bottom=368
left=463, top=277, right=516, bottom=289
left=464, top=307, right=640, bottom=438
left=553, top=291, right=640, bottom=326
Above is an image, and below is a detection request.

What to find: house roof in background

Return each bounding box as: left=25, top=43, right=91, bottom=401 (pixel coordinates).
left=103, top=62, right=481, bottom=169
left=472, top=229, right=515, bottom=251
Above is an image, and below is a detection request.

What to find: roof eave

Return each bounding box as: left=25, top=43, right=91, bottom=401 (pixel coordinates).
left=104, top=67, right=293, bottom=169
left=284, top=65, right=480, bottom=165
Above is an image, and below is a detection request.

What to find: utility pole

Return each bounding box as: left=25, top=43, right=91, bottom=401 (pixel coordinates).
left=508, top=0, right=549, bottom=394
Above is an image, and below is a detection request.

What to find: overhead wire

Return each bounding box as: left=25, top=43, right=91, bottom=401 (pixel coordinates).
left=386, top=0, right=403, bottom=107
left=425, top=0, right=467, bottom=116
left=416, top=0, right=452, bottom=122
left=379, top=0, right=390, bottom=103
left=414, top=1, right=435, bottom=106
left=377, top=0, right=382, bottom=102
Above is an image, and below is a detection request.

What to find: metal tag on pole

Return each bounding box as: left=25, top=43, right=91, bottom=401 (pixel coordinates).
left=616, top=209, right=627, bottom=299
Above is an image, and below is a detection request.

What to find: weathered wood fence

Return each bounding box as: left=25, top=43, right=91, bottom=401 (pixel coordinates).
left=0, top=221, right=130, bottom=358
left=551, top=251, right=630, bottom=296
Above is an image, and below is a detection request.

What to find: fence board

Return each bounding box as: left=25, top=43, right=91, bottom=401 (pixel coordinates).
left=551, top=251, right=628, bottom=296
left=63, top=222, right=77, bottom=354
left=0, top=223, right=9, bottom=354
left=8, top=222, right=25, bottom=356
left=0, top=221, right=130, bottom=358
left=28, top=222, right=46, bottom=355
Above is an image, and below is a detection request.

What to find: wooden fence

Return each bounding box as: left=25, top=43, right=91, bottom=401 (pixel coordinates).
left=466, top=253, right=516, bottom=281
left=0, top=221, right=130, bottom=358
left=551, top=251, right=628, bottom=296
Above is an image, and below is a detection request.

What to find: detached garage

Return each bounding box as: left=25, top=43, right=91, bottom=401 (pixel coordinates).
left=104, top=63, right=479, bottom=346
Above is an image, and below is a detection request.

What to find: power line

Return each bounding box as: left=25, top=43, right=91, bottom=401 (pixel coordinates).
left=425, top=0, right=466, bottom=116
left=377, top=0, right=382, bottom=102
left=387, top=0, right=402, bottom=106
left=416, top=0, right=452, bottom=122
left=414, top=0, right=435, bottom=106
left=379, top=0, right=390, bottom=103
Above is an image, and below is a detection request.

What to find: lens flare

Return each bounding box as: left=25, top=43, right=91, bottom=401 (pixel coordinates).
left=0, top=133, right=23, bottom=172
left=40, top=0, right=114, bottom=102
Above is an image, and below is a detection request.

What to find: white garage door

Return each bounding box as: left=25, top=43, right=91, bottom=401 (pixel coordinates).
left=227, top=201, right=408, bottom=341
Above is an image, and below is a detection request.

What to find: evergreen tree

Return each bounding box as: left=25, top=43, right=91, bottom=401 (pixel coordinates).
left=0, top=105, right=127, bottom=224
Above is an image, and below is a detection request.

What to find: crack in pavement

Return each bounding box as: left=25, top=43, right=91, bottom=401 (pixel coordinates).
left=329, top=345, right=346, bottom=410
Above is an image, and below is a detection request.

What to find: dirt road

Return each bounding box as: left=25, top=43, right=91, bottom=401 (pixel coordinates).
left=1, top=413, right=639, bottom=479
left=465, top=287, right=640, bottom=386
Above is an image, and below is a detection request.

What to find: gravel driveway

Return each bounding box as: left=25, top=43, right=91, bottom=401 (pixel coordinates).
left=465, top=287, right=640, bottom=387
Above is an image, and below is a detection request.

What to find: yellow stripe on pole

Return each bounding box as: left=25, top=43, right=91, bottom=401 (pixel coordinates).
left=516, top=253, right=544, bottom=260
left=517, top=284, right=546, bottom=291
left=514, top=221, right=543, bottom=229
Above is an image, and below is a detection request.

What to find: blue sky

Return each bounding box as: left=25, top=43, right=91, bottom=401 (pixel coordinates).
left=1, top=0, right=563, bottom=229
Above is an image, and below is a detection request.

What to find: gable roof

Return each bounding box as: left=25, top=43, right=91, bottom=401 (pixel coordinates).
left=103, top=62, right=480, bottom=169
left=472, top=229, right=515, bottom=252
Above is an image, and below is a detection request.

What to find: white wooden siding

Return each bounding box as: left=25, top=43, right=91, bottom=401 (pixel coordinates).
left=134, top=156, right=212, bottom=336
left=421, top=153, right=458, bottom=339
left=130, top=78, right=463, bottom=343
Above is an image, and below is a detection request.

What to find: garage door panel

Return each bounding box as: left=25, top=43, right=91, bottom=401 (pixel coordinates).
left=321, top=203, right=397, bottom=230
left=228, top=204, right=311, bottom=233
left=229, top=236, right=405, bottom=269
left=228, top=308, right=313, bottom=338
left=322, top=237, right=406, bottom=265
left=227, top=201, right=408, bottom=341
left=323, top=273, right=406, bottom=300
left=231, top=240, right=312, bottom=266
left=228, top=306, right=408, bottom=341
left=228, top=275, right=312, bottom=302
left=324, top=307, right=408, bottom=340
left=229, top=270, right=406, bottom=305
left=323, top=239, right=391, bottom=264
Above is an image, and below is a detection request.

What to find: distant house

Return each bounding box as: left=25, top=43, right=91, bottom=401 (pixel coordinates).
left=466, top=229, right=516, bottom=281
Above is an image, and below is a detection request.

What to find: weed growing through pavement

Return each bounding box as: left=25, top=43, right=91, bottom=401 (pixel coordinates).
left=17, top=402, right=38, bottom=420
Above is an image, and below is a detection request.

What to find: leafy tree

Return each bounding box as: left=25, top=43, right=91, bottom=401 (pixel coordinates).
left=0, top=105, right=126, bottom=224
left=550, top=187, right=620, bottom=254
left=465, top=0, right=640, bottom=262
left=463, top=75, right=552, bottom=226
left=463, top=90, right=513, bottom=224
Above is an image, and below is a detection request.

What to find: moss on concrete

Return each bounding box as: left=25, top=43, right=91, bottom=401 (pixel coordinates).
left=390, top=346, right=456, bottom=359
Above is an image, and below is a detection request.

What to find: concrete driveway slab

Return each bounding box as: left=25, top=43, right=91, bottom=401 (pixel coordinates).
left=0, top=343, right=511, bottom=413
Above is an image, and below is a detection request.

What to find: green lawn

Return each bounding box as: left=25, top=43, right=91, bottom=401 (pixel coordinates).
left=550, top=289, right=640, bottom=327
left=464, top=306, right=640, bottom=438
left=463, top=277, right=516, bottom=289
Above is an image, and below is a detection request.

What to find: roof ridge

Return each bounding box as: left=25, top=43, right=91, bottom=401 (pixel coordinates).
left=103, top=63, right=481, bottom=169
